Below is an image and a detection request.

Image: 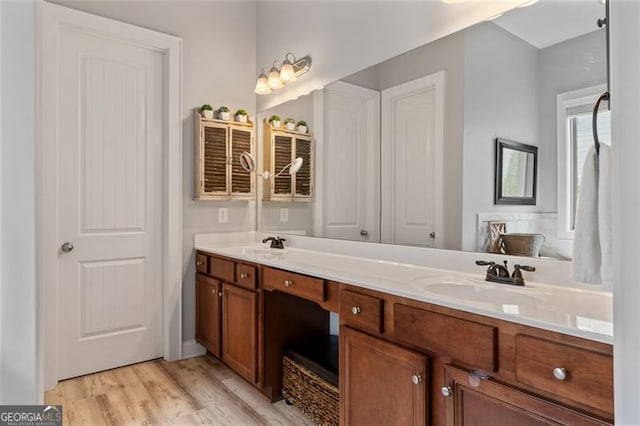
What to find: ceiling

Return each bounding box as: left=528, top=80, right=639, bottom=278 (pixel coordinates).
left=494, top=0, right=605, bottom=49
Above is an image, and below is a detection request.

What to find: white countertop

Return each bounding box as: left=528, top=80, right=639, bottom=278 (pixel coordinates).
left=195, top=234, right=613, bottom=344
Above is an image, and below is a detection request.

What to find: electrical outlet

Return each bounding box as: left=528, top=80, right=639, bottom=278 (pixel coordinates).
left=280, top=208, right=289, bottom=222
left=218, top=208, right=228, bottom=224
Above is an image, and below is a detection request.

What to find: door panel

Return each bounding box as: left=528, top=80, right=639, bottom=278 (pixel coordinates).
left=323, top=81, right=380, bottom=242
left=222, top=283, right=258, bottom=384
left=196, top=274, right=222, bottom=357
left=57, top=22, right=164, bottom=380
left=381, top=72, right=445, bottom=248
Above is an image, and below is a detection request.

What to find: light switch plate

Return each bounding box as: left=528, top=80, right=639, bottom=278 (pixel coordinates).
left=280, top=208, right=289, bottom=222
left=218, top=208, right=228, bottom=224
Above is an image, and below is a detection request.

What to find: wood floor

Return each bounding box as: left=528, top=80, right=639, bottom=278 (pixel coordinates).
left=44, top=355, right=315, bottom=425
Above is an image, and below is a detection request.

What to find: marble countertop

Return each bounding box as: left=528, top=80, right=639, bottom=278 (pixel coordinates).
left=195, top=235, right=613, bottom=344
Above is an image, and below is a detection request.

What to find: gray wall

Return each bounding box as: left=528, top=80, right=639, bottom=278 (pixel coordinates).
left=1, top=0, right=38, bottom=404
left=461, top=23, right=541, bottom=251
left=48, top=0, right=257, bottom=343
left=537, top=29, right=607, bottom=212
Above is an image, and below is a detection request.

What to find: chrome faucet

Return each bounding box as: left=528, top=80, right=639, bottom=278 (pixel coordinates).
left=475, top=260, right=535, bottom=286
left=263, top=236, right=286, bottom=249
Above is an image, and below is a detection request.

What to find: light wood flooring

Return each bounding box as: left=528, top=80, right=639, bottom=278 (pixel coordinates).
left=44, top=355, right=315, bottom=425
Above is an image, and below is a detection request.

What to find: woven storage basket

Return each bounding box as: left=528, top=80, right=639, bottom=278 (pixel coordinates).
left=500, top=233, right=545, bottom=257
left=282, top=355, right=339, bottom=426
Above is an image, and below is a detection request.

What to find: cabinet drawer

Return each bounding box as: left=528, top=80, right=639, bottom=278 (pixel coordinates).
left=210, top=256, right=235, bottom=283
left=263, top=267, right=326, bottom=303
left=196, top=253, right=208, bottom=274
left=515, top=335, right=613, bottom=414
left=340, top=290, right=383, bottom=334
left=394, top=304, right=497, bottom=372
left=235, top=263, right=258, bottom=290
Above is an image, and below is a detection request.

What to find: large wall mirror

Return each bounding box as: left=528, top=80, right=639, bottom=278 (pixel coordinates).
left=255, top=0, right=608, bottom=261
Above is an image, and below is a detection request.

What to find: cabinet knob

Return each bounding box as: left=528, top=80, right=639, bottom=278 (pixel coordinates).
left=196, top=261, right=203, bottom=266
left=351, top=306, right=361, bottom=315
left=411, top=374, right=422, bottom=385
left=284, top=280, right=293, bottom=287
left=441, top=386, right=452, bottom=397
left=553, top=367, right=567, bottom=381
left=240, top=273, right=249, bottom=279
left=219, top=291, right=224, bottom=297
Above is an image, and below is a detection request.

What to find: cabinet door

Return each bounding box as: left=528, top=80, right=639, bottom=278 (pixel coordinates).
left=195, top=274, right=221, bottom=357
left=443, top=365, right=610, bottom=426
left=293, top=136, right=313, bottom=198
left=222, top=283, right=258, bottom=384
left=341, top=327, right=428, bottom=426
left=272, top=134, right=294, bottom=197
left=230, top=127, right=253, bottom=197
left=200, top=122, right=229, bottom=196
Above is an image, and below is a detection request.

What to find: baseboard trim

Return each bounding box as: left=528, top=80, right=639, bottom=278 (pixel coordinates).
left=182, top=339, right=206, bottom=359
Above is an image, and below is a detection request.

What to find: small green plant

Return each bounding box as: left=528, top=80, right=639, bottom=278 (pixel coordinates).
left=284, top=118, right=295, bottom=124
left=200, top=104, right=213, bottom=112
left=235, top=109, right=249, bottom=117
left=219, top=106, right=230, bottom=112
left=269, top=115, right=281, bottom=122
left=296, top=120, right=307, bottom=127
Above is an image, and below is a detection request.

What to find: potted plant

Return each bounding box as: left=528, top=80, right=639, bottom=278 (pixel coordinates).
left=269, top=115, right=281, bottom=128
left=218, top=106, right=230, bottom=121
left=235, top=109, right=249, bottom=123
left=200, top=104, right=214, bottom=119
left=296, top=120, right=308, bottom=133
left=284, top=118, right=295, bottom=131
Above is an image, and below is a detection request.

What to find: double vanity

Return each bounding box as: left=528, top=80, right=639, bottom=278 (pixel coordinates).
left=194, top=232, right=613, bottom=425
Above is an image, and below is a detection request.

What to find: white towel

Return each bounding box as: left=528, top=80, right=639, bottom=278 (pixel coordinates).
left=573, top=144, right=612, bottom=289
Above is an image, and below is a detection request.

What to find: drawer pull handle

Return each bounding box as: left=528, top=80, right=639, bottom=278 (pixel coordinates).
left=441, top=386, right=452, bottom=397
left=411, top=374, right=422, bottom=385
left=351, top=306, right=361, bottom=315
left=284, top=280, right=293, bottom=287
left=553, top=367, right=567, bottom=381
left=240, top=273, right=249, bottom=279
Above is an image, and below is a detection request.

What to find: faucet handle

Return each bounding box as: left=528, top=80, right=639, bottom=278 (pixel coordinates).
left=475, top=260, right=495, bottom=266
left=515, top=265, right=535, bottom=272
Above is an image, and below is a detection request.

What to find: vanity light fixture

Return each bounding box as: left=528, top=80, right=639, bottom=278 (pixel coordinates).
left=268, top=61, right=284, bottom=89
left=254, top=67, right=272, bottom=95
left=255, top=53, right=312, bottom=95
left=239, top=151, right=304, bottom=179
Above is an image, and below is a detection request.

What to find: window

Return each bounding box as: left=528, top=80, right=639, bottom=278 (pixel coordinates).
left=557, top=85, right=610, bottom=239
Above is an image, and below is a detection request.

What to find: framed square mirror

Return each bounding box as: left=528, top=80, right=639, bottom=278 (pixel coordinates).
left=495, top=138, right=538, bottom=205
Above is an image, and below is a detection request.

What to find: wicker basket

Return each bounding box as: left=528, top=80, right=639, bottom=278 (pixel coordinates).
left=282, top=355, right=339, bottom=426
left=500, top=233, right=545, bottom=257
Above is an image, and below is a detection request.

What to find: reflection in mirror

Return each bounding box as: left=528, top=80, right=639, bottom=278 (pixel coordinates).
left=495, top=139, right=537, bottom=205
left=257, top=0, right=606, bottom=261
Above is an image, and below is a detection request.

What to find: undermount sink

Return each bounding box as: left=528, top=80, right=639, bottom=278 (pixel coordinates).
left=408, top=276, right=542, bottom=306
left=234, top=246, right=288, bottom=256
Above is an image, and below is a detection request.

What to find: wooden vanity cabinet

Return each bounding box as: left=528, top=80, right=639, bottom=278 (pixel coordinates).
left=340, top=327, right=428, bottom=426
left=195, top=253, right=259, bottom=385
left=443, top=365, right=609, bottom=426
left=221, top=283, right=258, bottom=384
left=195, top=274, right=222, bottom=357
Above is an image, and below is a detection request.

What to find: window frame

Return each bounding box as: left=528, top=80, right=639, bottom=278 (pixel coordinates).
left=556, top=84, right=607, bottom=240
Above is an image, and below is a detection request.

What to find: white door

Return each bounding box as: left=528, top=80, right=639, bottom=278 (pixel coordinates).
left=52, top=8, right=164, bottom=380
left=381, top=72, right=445, bottom=247
left=322, top=81, right=380, bottom=242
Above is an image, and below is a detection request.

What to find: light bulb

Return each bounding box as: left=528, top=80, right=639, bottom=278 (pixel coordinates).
left=268, top=66, right=283, bottom=89
left=254, top=73, right=271, bottom=95
left=280, top=61, right=297, bottom=83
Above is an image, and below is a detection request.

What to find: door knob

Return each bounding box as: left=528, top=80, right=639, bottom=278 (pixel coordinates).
left=429, top=232, right=436, bottom=239
left=360, top=230, right=369, bottom=237
left=61, top=242, right=74, bottom=253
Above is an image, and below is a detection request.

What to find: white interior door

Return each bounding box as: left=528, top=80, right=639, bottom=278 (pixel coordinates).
left=381, top=72, right=445, bottom=247
left=54, top=11, right=164, bottom=380
left=322, top=81, right=380, bottom=242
